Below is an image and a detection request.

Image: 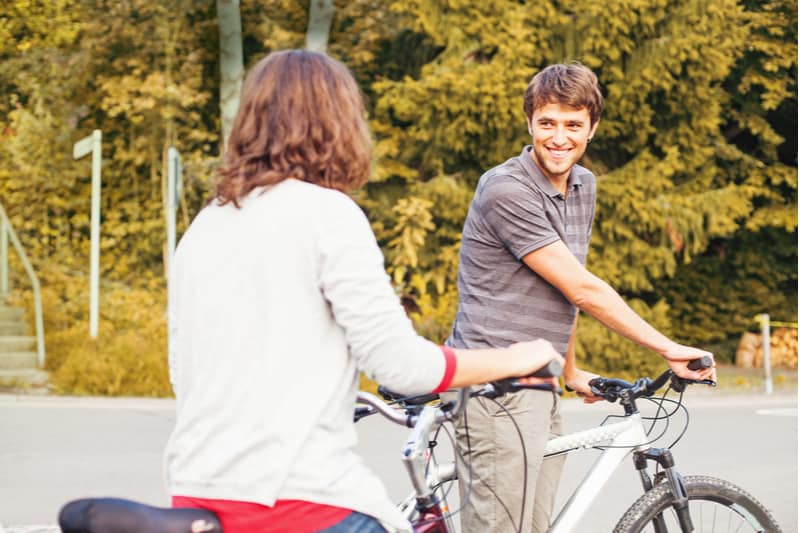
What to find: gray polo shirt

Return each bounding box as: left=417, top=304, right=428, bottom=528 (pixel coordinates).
left=447, top=146, right=596, bottom=355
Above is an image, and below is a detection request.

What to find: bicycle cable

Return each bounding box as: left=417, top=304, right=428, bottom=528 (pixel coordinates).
left=663, top=391, right=690, bottom=449
left=644, top=384, right=674, bottom=436
left=589, top=395, right=677, bottom=451
left=461, top=396, right=523, bottom=533
left=412, top=422, right=469, bottom=529
left=488, top=397, right=529, bottom=533
left=425, top=423, right=459, bottom=514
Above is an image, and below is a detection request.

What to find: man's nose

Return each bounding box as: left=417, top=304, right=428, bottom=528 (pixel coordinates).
left=552, top=126, right=567, bottom=145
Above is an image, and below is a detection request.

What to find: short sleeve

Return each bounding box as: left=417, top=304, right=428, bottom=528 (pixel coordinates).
left=478, top=177, right=560, bottom=260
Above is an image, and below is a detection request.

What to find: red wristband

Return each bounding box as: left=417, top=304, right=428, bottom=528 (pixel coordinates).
left=433, top=346, right=457, bottom=393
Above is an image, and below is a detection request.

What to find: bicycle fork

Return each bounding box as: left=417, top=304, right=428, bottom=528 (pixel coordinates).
left=634, top=448, right=694, bottom=533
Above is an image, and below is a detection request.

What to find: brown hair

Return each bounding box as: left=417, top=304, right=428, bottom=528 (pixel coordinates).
left=523, top=63, right=604, bottom=126
left=215, top=50, right=372, bottom=206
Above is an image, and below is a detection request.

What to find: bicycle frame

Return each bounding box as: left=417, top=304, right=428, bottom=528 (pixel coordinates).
left=358, top=387, right=666, bottom=533
left=545, top=414, right=650, bottom=533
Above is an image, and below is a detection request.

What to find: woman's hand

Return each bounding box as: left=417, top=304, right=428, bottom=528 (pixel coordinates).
left=507, top=339, right=562, bottom=388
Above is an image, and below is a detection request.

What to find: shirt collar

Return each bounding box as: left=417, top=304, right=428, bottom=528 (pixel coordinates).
left=518, top=146, right=584, bottom=198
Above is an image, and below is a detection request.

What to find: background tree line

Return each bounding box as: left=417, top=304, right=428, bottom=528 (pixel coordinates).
left=0, top=0, right=796, bottom=395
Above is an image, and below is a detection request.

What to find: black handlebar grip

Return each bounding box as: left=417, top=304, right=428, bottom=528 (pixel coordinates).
left=529, top=357, right=564, bottom=378
left=687, top=356, right=713, bottom=371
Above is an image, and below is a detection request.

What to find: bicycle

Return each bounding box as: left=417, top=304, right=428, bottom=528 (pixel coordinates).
left=359, top=356, right=782, bottom=532
left=58, top=358, right=781, bottom=533
left=56, top=360, right=563, bottom=533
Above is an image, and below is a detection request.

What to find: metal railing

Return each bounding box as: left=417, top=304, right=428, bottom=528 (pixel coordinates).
left=0, top=202, right=46, bottom=367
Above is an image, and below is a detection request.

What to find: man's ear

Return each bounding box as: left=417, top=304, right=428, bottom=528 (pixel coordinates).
left=526, top=117, right=534, bottom=136
left=588, top=119, right=600, bottom=140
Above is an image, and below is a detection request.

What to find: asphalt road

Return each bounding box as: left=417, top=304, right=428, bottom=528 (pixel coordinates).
left=0, top=389, right=796, bottom=532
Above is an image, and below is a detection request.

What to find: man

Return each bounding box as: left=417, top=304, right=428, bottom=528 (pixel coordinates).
left=445, top=63, right=715, bottom=533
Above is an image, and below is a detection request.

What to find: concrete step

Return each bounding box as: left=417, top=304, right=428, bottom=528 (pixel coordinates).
left=0, top=336, right=35, bottom=352
left=0, top=320, right=28, bottom=335
left=0, top=368, right=49, bottom=388
left=0, top=351, right=37, bottom=369
left=0, top=306, right=24, bottom=321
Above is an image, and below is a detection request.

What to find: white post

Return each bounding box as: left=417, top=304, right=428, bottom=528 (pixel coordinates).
left=758, top=313, right=773, bottom=395
left=89, top=130, right=102, bottom=339
left=74, top=129, right=103, bottom=339
left=165, top=147, right=181, bottom=278
left=0, top=217, right=8, bottom=298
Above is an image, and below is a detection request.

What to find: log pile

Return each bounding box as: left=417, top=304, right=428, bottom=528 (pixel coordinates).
left=735, top=328, right=798, bottom=369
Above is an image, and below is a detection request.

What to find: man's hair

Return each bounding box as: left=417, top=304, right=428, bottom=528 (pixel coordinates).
left=215, top=50, right=371, bottom=206
left=523, top=63, right=603, bottom=126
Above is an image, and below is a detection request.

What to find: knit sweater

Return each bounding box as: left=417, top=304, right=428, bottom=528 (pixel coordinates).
left=164, top=179, right=448, bottom=532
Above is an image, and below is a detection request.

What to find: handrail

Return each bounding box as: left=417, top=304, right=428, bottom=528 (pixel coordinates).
left=0, top=203, right=46, bottom=367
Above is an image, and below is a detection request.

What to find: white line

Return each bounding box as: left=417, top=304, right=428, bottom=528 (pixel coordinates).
left=1, top=525, right=60, bottom=533
left=0, top=394, right=175, bottom=411
left=755, top=408, right=797, bottom=416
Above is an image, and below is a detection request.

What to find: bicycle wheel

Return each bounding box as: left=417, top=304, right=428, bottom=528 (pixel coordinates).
left=614, top=475, right=782, bottom=532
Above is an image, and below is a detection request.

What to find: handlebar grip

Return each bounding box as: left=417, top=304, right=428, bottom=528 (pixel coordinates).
left=687, top=356, right=713, bottom=371
left=528, top=357, right=564, bottom=379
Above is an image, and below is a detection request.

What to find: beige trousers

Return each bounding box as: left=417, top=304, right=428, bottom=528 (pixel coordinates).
left=444, top=389, right=565, bottom=533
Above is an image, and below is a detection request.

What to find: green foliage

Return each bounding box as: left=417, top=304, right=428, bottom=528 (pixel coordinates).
left=360, top=0, right=797, bottom=370
left=651, top=227, right=798, bottom=362
left=0, top=0, right=795, bottom=395
left=576, top=300, right=674, bottom=381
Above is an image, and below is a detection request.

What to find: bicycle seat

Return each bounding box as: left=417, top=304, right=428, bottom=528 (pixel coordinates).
left=59, top=497, right=223, bottom=533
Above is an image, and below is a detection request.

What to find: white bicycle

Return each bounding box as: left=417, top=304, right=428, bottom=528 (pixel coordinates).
left=58, top=359, right=781, bottom=533
left=357, top=357, right=783, bottom=533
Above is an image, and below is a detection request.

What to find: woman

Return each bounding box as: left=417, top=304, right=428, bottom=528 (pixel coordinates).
left=165, top=49, right=560, bottom=533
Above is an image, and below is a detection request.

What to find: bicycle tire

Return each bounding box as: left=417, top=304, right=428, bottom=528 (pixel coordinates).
left=613, top=475, right=782, bottom=533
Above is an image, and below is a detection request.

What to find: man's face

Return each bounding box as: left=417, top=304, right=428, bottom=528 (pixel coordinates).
left=527, top=102, right=598, bottom=184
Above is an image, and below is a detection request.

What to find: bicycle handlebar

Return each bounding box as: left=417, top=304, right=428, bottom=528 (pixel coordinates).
left=358, top=357, right=712, bottom=425
left=527, top=357, right=564, bottom=379
left=373, top=356, right=563, bottom=415
left=687, top=355, right=713, bottom=371
left=588, top=357, right=715, bottom=405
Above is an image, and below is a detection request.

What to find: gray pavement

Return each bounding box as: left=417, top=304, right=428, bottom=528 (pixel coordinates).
left=0, top=389, right=796, bottom=532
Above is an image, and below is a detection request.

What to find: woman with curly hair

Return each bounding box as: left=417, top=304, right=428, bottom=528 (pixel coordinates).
left=160, top=50, right=560, bottom=533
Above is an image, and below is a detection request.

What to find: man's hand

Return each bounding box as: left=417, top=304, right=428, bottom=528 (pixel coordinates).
left=662, top=343, right=716, bottom=381
left=564, top=367, right=604, bottom=403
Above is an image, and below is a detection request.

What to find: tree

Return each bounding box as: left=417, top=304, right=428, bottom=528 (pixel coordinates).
left=361, top=0, right=798, bottom=372
left=217, top=0, right=244, bottom=150
left=305, top=0, right=334, bottom=53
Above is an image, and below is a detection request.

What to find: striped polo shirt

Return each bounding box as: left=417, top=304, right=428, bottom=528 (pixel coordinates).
left=446, top=146, right=596, bottom=355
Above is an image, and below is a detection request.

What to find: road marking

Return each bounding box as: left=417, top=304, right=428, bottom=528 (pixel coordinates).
left=0, top=395, right=174, bottom=411
left=755, top=408, right=797, bottom=416
left=1, top=525, right=60, bottom=533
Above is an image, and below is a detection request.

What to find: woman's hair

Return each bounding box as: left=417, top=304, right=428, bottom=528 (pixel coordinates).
left=523, top=62, right=604, bottom=126
left=215, top=50, right=372, bottom=206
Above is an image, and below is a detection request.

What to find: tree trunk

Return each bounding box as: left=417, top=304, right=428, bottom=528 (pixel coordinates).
left=216, top=0, right=243, bottom=151
left=305, top=0, right=334, bottom=53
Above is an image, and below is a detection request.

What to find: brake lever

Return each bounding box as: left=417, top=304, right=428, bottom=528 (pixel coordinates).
left=669, top=374, right=717, bottom=393
left=353, top=406, right=374, bottom=422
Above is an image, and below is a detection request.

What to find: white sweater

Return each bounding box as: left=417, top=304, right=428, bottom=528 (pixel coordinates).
left=164, top=179, right=446, bottom=532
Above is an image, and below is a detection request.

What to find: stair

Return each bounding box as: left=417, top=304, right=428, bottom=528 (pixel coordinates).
left=0, top=303, right=48, bottom=391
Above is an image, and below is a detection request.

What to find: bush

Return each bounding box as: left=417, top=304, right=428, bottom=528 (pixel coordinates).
left=30, top=265, right=173, bottom=397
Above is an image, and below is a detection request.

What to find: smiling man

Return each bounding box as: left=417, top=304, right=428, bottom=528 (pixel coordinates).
left=445, top=63, right=714, bottom=533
